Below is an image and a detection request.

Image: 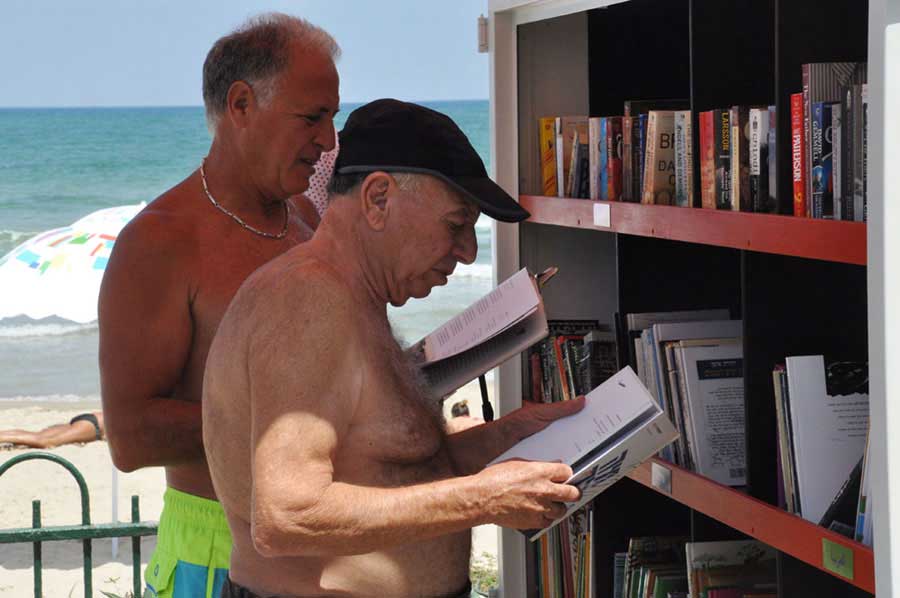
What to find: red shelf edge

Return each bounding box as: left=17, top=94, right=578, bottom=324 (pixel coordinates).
left=519, top=195, right=867, bottom=266
left=627, top=458, right=875, bottom=594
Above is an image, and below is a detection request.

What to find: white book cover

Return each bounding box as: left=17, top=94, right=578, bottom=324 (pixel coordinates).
left=676, top=339, right=746, bottom=485
left=785, top=355, right=869, bottom=524
left=488, top=366, right=678, bottom=541
left=649, top=320, right=743, bottom=429
left=685, top=540, right=777, bottom=598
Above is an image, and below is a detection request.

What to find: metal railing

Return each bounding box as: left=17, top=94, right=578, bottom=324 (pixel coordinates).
left=0, top=452, right=158, bottom=597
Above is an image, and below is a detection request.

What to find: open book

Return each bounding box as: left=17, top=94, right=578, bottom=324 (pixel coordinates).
left=488, top=366, right=678, bottom=541
left=407, top=268, right=549, bottom=399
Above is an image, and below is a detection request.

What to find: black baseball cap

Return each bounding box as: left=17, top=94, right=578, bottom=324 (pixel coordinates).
left=334, top=99, right=530, bottom=223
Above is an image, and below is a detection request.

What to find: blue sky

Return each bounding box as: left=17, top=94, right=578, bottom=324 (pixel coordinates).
left=1, top=0, right=489, bottom=107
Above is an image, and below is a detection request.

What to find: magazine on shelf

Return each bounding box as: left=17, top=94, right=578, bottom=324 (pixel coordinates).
left=488, top=366, right=678, bottom=541
left=406, top=267, right=549, bottom=400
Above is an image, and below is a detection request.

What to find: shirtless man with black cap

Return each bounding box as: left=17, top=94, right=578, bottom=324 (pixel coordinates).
left=203, top=99, right=584, bottom=598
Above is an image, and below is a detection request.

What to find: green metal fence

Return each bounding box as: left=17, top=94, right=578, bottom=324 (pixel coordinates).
left=0, top=452, right=158, bottom=598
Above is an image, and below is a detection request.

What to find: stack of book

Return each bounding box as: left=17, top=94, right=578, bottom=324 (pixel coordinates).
left=772, top=355, right=870, bottom=542
left=608, top=538, right=777, bottom=598
left=527, top=320, right=618, bottom=404
left=790, top=62, right=868, bottom=220
left=535, top=504, right=596, bottom=598
left=621, top=310, right=746, bottom=487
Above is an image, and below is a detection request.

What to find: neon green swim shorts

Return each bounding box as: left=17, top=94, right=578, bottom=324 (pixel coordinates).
left=143, top=487, right=232, bottom=598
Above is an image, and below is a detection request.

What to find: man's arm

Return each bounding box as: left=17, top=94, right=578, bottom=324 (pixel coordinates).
left=98, top=211, right=202, bottom=472
left=246, top=279, right=579, bottom=558
left=443, top=397, right=586, bottom=476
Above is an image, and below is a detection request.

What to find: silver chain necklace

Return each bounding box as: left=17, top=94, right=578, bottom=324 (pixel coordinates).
left=199, top=158, right=289, bottom=240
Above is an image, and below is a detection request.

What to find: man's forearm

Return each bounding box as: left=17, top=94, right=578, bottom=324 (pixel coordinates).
left=255, top=474, right=490, bottom=558
left=105, top=397, right=203, bottom=471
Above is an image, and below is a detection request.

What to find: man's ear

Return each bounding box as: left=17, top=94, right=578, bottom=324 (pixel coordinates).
left=225, top=81, right=256, bottom=129
left=359, top=172, right=393, bottom=231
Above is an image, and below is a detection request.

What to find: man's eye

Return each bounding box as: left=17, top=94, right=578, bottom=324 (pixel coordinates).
left=448, top=222, right=465, bottom=233
left=298, top=114, right=319, bottom=124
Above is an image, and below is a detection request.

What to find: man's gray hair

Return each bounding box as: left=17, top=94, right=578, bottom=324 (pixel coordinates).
left=202, top=13, right=340, bottom=134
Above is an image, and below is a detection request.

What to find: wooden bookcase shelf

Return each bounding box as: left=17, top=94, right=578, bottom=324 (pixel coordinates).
left=628, top=458, right=875, bottom=594
left=520, top=195, right=868, bottom=265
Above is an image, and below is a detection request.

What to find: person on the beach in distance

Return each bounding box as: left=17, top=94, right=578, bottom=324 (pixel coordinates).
left=97, top=13, right=339, bottom=598
left=0, top=411, right=104, bottom=449
left=203, top=99, right=584, bottom=598
left=446, top=399, right=484, bottom=433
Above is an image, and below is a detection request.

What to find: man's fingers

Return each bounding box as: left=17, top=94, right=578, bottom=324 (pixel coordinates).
left=550, top=482, right=581, bottom=503
left=543, top=501, right=568, bottom=521
left=543, top=462, right=574, bottom=483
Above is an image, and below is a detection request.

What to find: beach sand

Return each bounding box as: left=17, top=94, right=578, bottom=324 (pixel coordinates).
left=0, top=381, right=499, bottom=597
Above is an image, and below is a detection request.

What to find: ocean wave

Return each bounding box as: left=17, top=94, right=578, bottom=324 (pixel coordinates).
left=0, top=393, right=100, bottom=403
left=0, top=320, right=98, bottom=338
left=0, top=229, right=36, bottom=254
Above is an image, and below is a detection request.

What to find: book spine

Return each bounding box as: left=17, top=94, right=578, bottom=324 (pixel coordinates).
left=608, top=117, right=623, bottom=201
left=699, top=110, right=716, bottom=209
left=539, top=117, right=558, bottom=196
left=638, top=113, right=648, bottom=199
left=599, top=117, right=609, bottom=200
left=767, top=106, right=778, bottom=213
left=631, top=116, right=644, bottom=202
left=588, top=117, right=601, bottom=200
left=734, top=106, right=750, bottom=211
left=730, top=106, right=741, bottom=211
left=749, top=108, right=763, bottom=212
left=810, top=102, right=825, bottom=218
left=853, top=83, right=868, bottom=222
left=843, top=86, right=855, bottom=221
left=684, top=112, right=694, bottom=208
left=714, top=109, right=732, bottom=209
left=790, top=93, right=807, bottom=217
left=674, top=111, right=688, bottom=207
left=833, top=102, right=843, bottom=220
left=803, top=64, right=812, bottom=217
left=555, top=117, right=565, bottom=198
left=567, top=128, right=580, bottom=197
left=861, top=83, right=868, bottom=222
left=622, top=116, right=634, bottom=201
left=822, top=103, right=835, bottom=219
left=642, top=112, right=658, bottom=204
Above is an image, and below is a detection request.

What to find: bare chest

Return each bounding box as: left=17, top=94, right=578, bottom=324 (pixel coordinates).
left=336, top=351, right=454, bottom=486
left=179, top=225, right=309, bottom=398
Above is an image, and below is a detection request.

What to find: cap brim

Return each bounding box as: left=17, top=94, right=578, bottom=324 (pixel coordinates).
left=446, top=175, right=530, bottom=223
left=336, top=165, right=530, bottom=223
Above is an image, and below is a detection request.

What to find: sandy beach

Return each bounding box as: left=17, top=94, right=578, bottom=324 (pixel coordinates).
left=0, top=382, right=498, bottom=597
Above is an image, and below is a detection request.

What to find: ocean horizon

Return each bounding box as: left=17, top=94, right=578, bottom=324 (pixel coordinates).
left=0, top=100, right=493, bottom=401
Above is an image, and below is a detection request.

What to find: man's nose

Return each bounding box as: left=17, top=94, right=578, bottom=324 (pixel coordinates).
left=315, top=119, right=337, bottom=152
left=453, top=228, right=478, bottom=265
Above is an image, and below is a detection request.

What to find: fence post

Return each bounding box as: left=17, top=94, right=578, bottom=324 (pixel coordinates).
left=132, top=495, right=142, bottom=598
left=32, top=500, right=41, bottom=598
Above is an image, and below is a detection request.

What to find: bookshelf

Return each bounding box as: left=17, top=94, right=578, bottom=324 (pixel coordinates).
left=487, top=0, right=899, bottom=597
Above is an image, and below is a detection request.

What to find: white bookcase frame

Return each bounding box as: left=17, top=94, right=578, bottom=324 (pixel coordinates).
left=486, top=0, right=900, bottom=596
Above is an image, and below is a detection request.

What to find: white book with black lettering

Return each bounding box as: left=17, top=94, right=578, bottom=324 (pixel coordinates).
left=407, top=268, right=548, bottom=400
left=785, top=355, right=869, bottom=524
left=487, top=366, right=678, bottom=540
left=674, top=338, right=746, bottom=486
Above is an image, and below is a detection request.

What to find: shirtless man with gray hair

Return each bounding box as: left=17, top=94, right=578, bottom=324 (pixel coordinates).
left=99, top=14, right=339, bottom=597
left=203, top=99, right=583, bottom=597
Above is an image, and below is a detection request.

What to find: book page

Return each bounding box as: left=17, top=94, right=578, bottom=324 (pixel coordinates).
left=489, top=367, right=660, bottom=469
left=423, top=302, right=548, bottom=399
left=420, top=268, right=539, bottom=363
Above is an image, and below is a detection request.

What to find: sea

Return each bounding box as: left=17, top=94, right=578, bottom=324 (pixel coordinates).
left=0, top=100, right=493, bottom=401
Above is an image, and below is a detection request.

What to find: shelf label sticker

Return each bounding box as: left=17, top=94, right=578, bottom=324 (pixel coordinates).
left=651, top=462, right=672, bottom=494
left=593, top=203, right=611, bottom=228
left=822, top=538, right=854, bottom=580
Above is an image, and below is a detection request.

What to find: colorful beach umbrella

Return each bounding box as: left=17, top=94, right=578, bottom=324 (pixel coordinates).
left=0, top=203, right=145, bottom=324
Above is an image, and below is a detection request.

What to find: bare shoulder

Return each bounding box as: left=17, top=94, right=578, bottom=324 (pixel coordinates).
left=112, top=177, right=203, bottom=262
left=234, top=254, right=361, bottom=348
